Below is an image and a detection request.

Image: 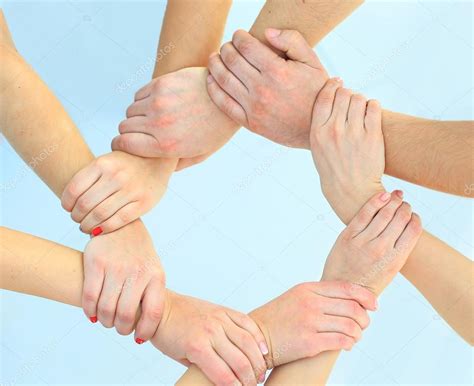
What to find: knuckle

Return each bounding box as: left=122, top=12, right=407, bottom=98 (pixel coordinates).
left=82, top=290, right=98, bottom=304
left=92, top=206, right=109, bottom=222
left=145, top=306, right=163, bottom=323
left=94, top=157, right=114, bottom=173
left=116, top=311, right=135, bottom=325
left=76, top=198, right=90, bottom=213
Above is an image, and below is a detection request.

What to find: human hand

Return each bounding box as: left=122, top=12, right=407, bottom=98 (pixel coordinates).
left=152, top=291, right=268, bottom=385
left=249, top=281, right=377, bottom=370
left=111, top=67, right=239, bottom=169
left=207, top=28, right=328, bottom=148
left=310, top=79, right=385, bottom=224
left=82, top=219, right=165, bottom=344
left=323, top=192, right=423, bottom=295
left=61, top=151, right=174, bottom=235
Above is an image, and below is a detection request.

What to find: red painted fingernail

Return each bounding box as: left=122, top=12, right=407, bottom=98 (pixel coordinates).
left=89, top=316, right=98, bottom=323
left=91, top=227, right=103, bottom=237
left=135, top=338, right=145, bottom=345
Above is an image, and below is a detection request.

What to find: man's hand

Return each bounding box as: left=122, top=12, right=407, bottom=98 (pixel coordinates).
left=151, top=291, right=268, bottom=386
left=207, top=28, right=328, bottom=148
left=249, top=281, right=377, bottom=370
left=111, top=67, right=239, bottom=169
left=310, top=79, right=386, bottom=224
left=82, top=220, right=165, bottom=344
left=323, top=192, right=423, bottom=295
left=61, top=151, right=174, bottom=235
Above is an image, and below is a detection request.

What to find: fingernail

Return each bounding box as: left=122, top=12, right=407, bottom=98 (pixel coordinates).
left=259, top=342, right=269, bottom=355
left=379, top=192, right=391, bottom=202
left=258, top=373, right=266, bottom=383
left=207, top=74, right=214, bottom=84
left=135, top=338, right=145, bottom=345
left=395, top=190, right=404, bottom=199
left=91, top=226, right=103, bottom=237
left=89, top=316, right=97, bottom=323
left=266, top=28, right=281, bottom=38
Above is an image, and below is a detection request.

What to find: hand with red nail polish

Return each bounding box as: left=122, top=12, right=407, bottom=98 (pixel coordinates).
left=61, top=151, right=175, bottom=235
left=82, top=219, right=166, bottom=343
left=309, top=79, right=386, bottom=224
left=248, top=280, right=377, bottom=369
left=150, top=291, right=268, bottom=386
left=322, top=191, right=423, bottom=296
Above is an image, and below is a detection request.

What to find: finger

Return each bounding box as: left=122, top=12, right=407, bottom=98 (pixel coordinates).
left=97, top=201, right=143, bottom=233
left=208, top=53, right=248, bottom=105
left=135, top=278, right=165, bottom=343
left=361, top=190, right=404, bottom=241
left=79, top=192, right=131, bottom=234
left=220, top=41, right=260, bottom=86
left=175, top=154, right=211, bottom=171
left=311, top=281, right=377, bottom=311
left=97, top=271, right=123, bottom=328
left=118, top=116, right=150, bottom=135
left=190, top=347, right=238, bottom=386
left=264, top=28, right=324, bottom=69
left=394, top=213, right=422, bottom=251
left=346, top=191, right=393, bottom=235
left=61, top=164, right=101, bottom=212
left=311, top=78, right=342, bottom=129
left=364, top=99, right=382, bottom=133
left=347, top=94, right=367, bottom=128
left=226, top=311, right=268, bottom=356
left=111, top=133, right=161, bottom=158
left=70, top=176, right=119, bottom=225
left=225, top=324, right=266, bottom=384
left=207, top=74, right=248, bottom=126
left=377, top=201, right=413, bottom=248
left=318, top=315, right=363, bottom=341
left=214, top=330, right=256, bottom=385
left=323, top=297, right=371, bottom=330
left=232, top=29, right=282, bottom=71
left=316, top=332, right=355, bottom=352
left=82, top=259, right=105, bottom=323
left=126, top=98, right=150, bottom=118
left=114, top=275, right=147, bottom=336
left=332, top=87, right=352, bottom=126
left=134, top=81, right=153, bottom=101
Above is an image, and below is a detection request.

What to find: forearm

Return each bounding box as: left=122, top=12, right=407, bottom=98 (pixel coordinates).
left=0, top=48, right=94, bottom=197
left=383, top=111, right=473, bottom=197
left=153, top=0, right=232, bottom=77
left=250, top=0, right=363, bottom=54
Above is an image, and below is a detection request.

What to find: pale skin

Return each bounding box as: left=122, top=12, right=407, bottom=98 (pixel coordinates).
left=1, top=4, right=376, bottom=384
left=206, top=27, right=473, bottom=198
left=265, top=76, right=473, bottom=385
left=78, top=0, right=365, bottom=234
left=0, top=226, right=378, bottom=385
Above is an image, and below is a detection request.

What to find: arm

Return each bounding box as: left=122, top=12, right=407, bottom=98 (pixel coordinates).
left=0, top=226, right=377, bottom=385
left=0, top=12, right=168, bottom=345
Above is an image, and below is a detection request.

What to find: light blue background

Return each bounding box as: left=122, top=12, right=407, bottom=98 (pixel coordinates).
left=0, top=0, right=473, bottom=385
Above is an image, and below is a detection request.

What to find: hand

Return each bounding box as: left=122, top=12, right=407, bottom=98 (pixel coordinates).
left=61, top=151, right=174, bottom=235
left=82, top=220, right=166, bottom=344
left=111, top=67, right=240, bottom=168
left=207, top=28, right=328, bottom=148
left=249, top=281, right=377, bottom=369
left=310, top=79, right=385, bottom=224
left=323, top=192, right=423, bottom=295
left=152, top=291, right=268, bottom=386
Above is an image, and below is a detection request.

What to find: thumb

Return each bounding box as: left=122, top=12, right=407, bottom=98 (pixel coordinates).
left=265, top=28, right=323, bottom=69
left=111, top=133, right=161, bottom=157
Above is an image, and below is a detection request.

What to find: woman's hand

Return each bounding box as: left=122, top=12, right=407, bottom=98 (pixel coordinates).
left=61, top=151, right=174, bottom=235
left=249, top=281, right=377, bottom=370
left=310, top=79, right=385, bottom=224
left=82, top=220, right=166, bottom=344
left=111, top=67, right=240, bottom=169
left=323, top=191, right=423, bottom=295
left=151, top=291, right=268, bottom=386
